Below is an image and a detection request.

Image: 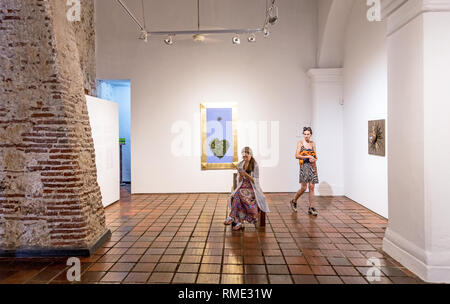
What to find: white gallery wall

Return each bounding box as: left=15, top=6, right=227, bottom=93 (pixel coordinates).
left=308, top=68, right=344, bottom=196
left=382, top=2, right=450, bottom=282
left=95, top=0, right=318, bottom=193
left=342, top=0, right=388, bottom=217
left=86, top=96, right=120, bottom=207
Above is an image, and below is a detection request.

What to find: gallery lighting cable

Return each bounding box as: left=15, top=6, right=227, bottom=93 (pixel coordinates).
left=140, top=0, right=148, bottom=42
left=115, top=0, right=278, bottom=45
left=116, top=0, right=145, bottom=32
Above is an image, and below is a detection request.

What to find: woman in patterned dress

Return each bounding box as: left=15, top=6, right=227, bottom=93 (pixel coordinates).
left=224, top=147, right=270, bottom=231
left=290, top=127, right=319, bottom=216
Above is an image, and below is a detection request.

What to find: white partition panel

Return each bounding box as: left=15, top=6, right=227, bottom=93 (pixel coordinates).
left=86, top=95, right=120, bottom=207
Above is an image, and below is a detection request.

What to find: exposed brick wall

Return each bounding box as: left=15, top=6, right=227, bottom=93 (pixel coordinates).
left=74, top=0, right=96, bottom=96
left=0, top=0, right=107, bottom=250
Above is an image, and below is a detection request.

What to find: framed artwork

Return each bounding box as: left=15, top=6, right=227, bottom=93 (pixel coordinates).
left=200, top=103, right=238, bottom=170
left=368, top=119, right=385, bottom=156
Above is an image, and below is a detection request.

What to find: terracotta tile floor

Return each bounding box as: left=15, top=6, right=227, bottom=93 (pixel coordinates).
left=0, top=186, right=425, bottom=284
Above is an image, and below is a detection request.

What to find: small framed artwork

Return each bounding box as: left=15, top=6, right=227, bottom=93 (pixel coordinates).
left=200, top=103, right=238, bottom=170
left=368, top=119, right=385, bottom=156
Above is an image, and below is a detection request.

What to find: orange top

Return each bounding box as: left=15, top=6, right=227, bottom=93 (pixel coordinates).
left=298, top=149, right=318, bottom=172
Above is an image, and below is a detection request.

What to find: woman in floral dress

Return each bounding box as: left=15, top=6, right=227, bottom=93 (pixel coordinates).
left=224, top=147, right=270, bottom=231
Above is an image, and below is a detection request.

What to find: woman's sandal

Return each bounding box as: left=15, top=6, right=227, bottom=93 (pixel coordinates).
left=308, top=207, right=318, bottom=216
left=224, top=217, right=233, bottom=225
left=232, top=223, right=244, bottom=231
left=290, top=200, right=298, bottom=212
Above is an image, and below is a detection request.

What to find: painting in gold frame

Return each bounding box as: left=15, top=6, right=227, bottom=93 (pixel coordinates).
left=201, top=103, right=238, bottom=170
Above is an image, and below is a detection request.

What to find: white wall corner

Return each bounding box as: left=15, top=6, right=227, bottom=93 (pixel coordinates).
left=383, top=227, right=450, bottom=283
left=384, top=0, right=450, bottom=36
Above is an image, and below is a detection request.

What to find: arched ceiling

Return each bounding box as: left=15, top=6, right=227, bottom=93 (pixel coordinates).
left=317, top=0, right=355, bottom=68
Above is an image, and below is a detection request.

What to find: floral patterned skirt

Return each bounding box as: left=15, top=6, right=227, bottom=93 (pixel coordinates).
left=229, top=178, right=259, bottom=224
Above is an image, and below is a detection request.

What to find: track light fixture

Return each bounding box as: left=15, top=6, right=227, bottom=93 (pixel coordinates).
left=268, top=2, right=279, bottom=25
left=248, top=34, right=256, bottom=43
left=116, top=0, right=278, bottom=45
left=139, top=29, right=148, bottom=42
left=164, top=35, right=174, bottom=45
left=193, top=34, right=205, bottom=42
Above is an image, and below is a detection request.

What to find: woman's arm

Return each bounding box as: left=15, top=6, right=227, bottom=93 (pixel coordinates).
left=243, top=171, right=255, bottom=184
left=245, top=163, right=258, bottom=184
left=237, top=164, right=244, bottom=182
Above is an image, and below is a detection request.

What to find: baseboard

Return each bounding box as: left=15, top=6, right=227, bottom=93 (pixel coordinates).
left=0, top=229, right=111, bottom=258
left=383, top=228, right=450, bottom=283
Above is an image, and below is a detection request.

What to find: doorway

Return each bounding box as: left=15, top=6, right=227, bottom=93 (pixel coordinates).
left=97, top=79, right=131, bottom=197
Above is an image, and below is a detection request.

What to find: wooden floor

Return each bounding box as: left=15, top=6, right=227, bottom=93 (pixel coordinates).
left=0, top=186, right=424, bottom=284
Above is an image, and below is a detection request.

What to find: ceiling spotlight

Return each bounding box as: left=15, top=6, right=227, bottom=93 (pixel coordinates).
left=193, top=34, right=205, bottom=43
left=268, top=5, right=279, bottom=25
left=164, top=35, right=174, bottom=45
left=248, top=34, right=256, bottom=43
left=232, top=35, right=241, bottom=45
left=263, top=27, right=270, bottom=38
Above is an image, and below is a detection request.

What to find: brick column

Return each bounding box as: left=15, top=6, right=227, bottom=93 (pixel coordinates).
left=0, top=0, right=110, bottom=256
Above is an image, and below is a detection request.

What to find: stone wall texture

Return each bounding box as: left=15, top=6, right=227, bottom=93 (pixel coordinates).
left=0, top=0, right=107, bottom=250
left=74, top=0, right=96, bottom=96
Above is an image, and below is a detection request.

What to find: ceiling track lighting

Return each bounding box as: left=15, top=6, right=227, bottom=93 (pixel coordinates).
left=193, top=34, right=205, bottom=43
left=164, top=35, right=174, bottom=45
left=139, top=29, right=148, bottom=42
left=115, top=0, right=278, bottom=45
left=268, top=3, right=279, bottom=25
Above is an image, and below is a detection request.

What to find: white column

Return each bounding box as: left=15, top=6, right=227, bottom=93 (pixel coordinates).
left=307, top=69, right=344, bottom=196
left=381, top=0, right=450, bottom=283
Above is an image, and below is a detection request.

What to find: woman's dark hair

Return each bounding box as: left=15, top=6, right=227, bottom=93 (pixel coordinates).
left=242, top=147, right=256, bottom=174
left=303, top=127, right=313, bottom=135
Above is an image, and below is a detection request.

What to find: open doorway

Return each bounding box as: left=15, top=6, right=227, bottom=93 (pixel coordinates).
left=97, top=79, right=131, bottom=199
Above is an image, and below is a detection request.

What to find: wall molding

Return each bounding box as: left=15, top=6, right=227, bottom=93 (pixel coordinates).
left=384, top=0, right=450, bottom=36
left=383, top=227, right=450, bottom=283
left=307, top=68, right=343, bottom=84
